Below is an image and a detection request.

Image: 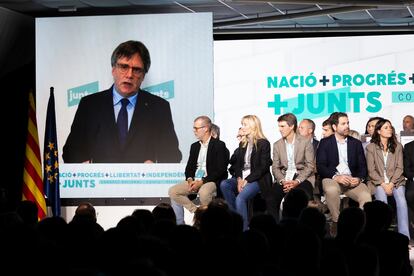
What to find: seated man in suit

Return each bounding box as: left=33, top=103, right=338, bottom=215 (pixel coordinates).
left=168, top=116, right=229, bottom=224
left=403, top=140, right=414, bottom=242
left=316, top=112, right=371, bottom=228
left=272, top=113, right=315, bottom=222
left=63, top=40, right=181, bottom=163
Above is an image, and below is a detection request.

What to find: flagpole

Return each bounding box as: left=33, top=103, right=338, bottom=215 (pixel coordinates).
left=43, top=87, right=61, bottom=217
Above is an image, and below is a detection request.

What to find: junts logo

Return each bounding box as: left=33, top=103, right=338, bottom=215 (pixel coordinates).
left=67, top=81, right=99, bottom=107
left=143, top=80, right=175, bottom=100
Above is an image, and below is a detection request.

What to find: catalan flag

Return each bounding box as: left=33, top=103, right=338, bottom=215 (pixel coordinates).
left=22, top=90, right=47, bottom=220
left=44, top=89, right=61, bottom=217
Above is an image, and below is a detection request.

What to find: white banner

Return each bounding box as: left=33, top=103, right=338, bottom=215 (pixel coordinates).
left=214, top=35, right=414, bottom=153
left=60, top=164, right=186, bottom=198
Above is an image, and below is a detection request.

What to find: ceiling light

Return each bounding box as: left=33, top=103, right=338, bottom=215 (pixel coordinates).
left=58, top=6, right=77, bottom=12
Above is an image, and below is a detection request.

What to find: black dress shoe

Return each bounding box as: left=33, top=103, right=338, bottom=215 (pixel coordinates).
left=187, top=194, right=197, bottom=201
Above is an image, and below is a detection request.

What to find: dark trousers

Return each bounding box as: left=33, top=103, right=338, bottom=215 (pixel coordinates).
left=406, top=180, right=414, bottom=240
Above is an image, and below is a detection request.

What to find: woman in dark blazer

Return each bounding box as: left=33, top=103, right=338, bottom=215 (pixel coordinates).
left=220, top=115, right=273, bottom=230
left=366, top=118, right=410, bottom=239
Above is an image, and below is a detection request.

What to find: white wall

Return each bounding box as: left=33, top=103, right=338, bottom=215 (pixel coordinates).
left=60, top=205, right=194, bottom=230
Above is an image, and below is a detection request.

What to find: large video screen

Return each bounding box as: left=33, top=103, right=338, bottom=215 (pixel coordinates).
left=37, top=17, right=414, bottom=201
left=36, top=13, right=213, bottom=198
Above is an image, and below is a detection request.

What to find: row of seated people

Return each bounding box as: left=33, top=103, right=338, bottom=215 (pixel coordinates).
left=168, top=113, right=414, bottom=241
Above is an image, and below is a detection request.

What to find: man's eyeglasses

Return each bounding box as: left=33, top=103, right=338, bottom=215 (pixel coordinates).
left=193, top=126, right=206, bottom=131
left=116, top=63, right=145, bottom=76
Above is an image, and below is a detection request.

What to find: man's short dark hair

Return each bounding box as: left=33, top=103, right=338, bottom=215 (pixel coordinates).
left=74, top=202, right=97, bottom=222
left=278, top=113, right=297, bottom=132
left=330, top=112, right=348, bottom=128
left=111, top=40, right=151, bottom=73
left=322, top=119, right=332, bottom=127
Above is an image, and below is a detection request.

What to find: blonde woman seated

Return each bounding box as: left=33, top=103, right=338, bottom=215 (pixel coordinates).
left=366, top=118, right=410, bottom=239
left=220, top=115, right=273, bottom=230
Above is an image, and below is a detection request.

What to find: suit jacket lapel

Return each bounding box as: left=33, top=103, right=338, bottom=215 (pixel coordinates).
left=206, top=138, right=215, bottom=165
left=251, top=143, right=257, bottom=161
left=346, top=138, right=353, bottom=166
left=294, top=136, right=301, bottom=164
left=375, top=145, right=385, bottom=171
left=386, top=150, right=394, bottom=171
left=239, top=144, right=247, bottom=168
left=279, top=140, right=288, bottom=168
left=331, top=135, right=339, bottom=164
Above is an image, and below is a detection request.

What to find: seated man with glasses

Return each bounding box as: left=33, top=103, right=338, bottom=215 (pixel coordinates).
left=168, top=116, right=229, bottom=224
left=63, top=40, right=182, bottom=163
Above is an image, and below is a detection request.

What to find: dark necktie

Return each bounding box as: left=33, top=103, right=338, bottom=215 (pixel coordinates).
left=117, top=98, right=129, bottom=147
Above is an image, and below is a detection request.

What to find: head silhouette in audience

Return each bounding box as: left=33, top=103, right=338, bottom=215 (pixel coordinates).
left=281, top=188, right=309, bottom=221
left=72, top=202, right=97, bottom=223
left=363, top=200, right=393, bottom=233
left=132, top=208, right=155, bottom=234
left=193, top=205, right=209, bottom=230
left=337, top=207, right=366, bottom=243
left=299, top=207, right=327, bottom=239
left=16, top=200, right=38, bottom=225
left=152, top=202, right=176, bottom=224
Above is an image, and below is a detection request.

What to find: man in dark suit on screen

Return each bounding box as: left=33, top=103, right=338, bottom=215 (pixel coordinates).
left=62, top=40, right=182, bottom=163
